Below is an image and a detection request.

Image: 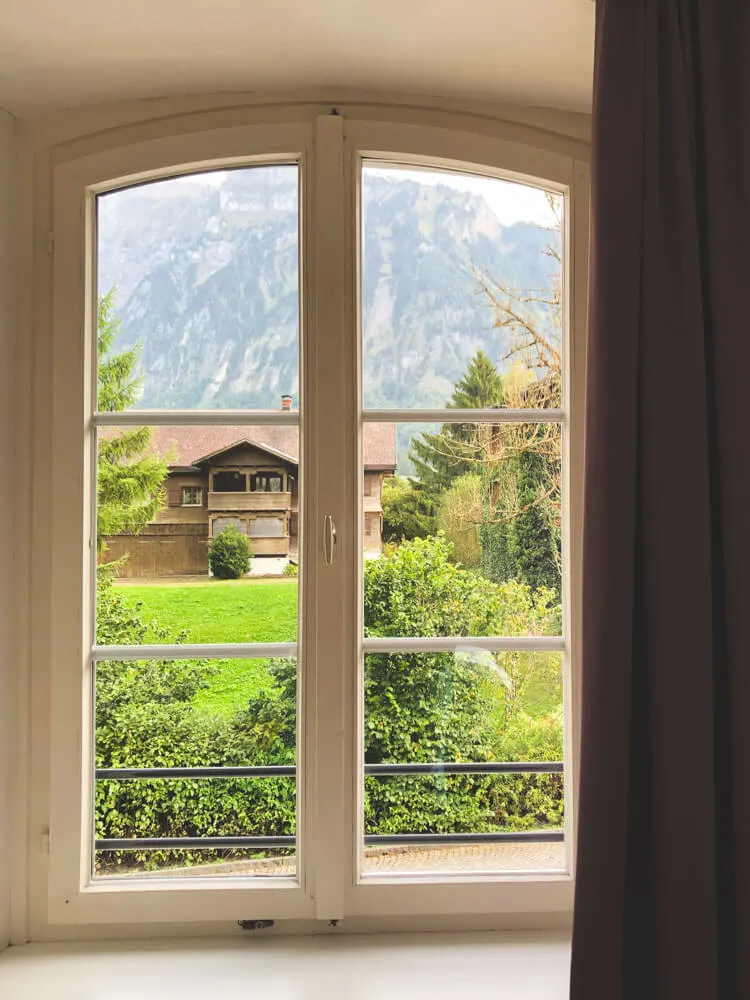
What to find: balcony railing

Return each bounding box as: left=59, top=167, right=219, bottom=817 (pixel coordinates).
left=208, top=490, right=292, bottom=512
left=95, top=761, right=564, bottom=851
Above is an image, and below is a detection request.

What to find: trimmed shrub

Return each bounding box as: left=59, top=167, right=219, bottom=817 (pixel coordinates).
left=282, top=561, right=298, bottom=576
left=208, top=526, right=251, bottom=579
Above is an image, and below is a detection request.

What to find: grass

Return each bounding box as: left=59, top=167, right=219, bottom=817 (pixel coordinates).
left=113, top=579, right=298, bottom=718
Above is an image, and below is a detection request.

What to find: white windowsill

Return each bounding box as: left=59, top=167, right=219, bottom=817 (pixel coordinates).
left=0, top=931, right=571, bottom=999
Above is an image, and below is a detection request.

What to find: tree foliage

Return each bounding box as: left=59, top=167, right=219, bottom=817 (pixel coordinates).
left=437, top=473, right=482, bottom=567
left=361, top=535, right=562, bottom=833
left=97, top=289, right=167, bottom=551
left=479, top=449, right=561, bottom=592
left=410, top=349, right=503, bottom=492
left=381, top=475, right=437, bottom=544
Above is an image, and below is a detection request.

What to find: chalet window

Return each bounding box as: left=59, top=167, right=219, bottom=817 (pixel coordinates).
left=213, top=470, right=247, bottom=492
left=181, top=486, right=203, bottom=506
left=212, top=516, right=246, bottom=536
left=251, top=473, right=283, bottom=492
left=249, top=517, right=286, bottom=538
left=47, top=110, right=587, bottom=931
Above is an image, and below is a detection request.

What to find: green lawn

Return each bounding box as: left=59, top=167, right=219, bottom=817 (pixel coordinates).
left=113, top=579, right=298, bottom=718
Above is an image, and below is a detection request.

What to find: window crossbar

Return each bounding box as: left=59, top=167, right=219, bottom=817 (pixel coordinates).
left=97, top=831, right=563, bottom=851
left=362, top=408, right=564, bottom=424
left=92, top=410, right=300, bottom=427
left=92, top=637, right=563, bottom=661
left=363, top=636, right=565, bottom=654
left=96, top=761, right=562, bottom=780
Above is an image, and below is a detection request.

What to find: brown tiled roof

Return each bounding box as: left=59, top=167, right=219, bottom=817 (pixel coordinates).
left=145, top=423, right=397, bottom=471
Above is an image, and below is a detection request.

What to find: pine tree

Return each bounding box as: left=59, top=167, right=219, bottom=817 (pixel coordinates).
left=409, top=350, right=503, bottom=492
left=97, top=289, right=167, bottom=552
left=479, top=451, right=561, bottom=592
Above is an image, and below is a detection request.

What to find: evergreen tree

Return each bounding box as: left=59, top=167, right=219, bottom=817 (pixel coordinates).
left=97, top=289, right=167, bottom=552
left=479, top=451, right=561, bottom=593
left=409, top=350, right=503, bottom=492
left=381, top=476, right=437, bottom=543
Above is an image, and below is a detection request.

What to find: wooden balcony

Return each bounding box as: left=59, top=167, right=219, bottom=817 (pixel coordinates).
left=208, top=491, right=292, bottom=512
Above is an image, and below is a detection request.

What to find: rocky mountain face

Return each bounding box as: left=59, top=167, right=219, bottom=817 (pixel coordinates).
left=98, top=166, right=560, bottom=467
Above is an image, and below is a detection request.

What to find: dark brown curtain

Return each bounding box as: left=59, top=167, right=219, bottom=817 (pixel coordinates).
left=571, top=2, right=750, bottom=998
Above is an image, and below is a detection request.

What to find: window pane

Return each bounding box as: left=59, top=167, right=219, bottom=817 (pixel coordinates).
left=95, top=425, right=300, bottom=643
left=249, top=517, right=286, bottom=538
left=94, top=657, right=296, bottom=879
left=365, top=423, right=562, bottom=638
left=96, top=166, right=300, bottom=411
left=361, top=164, right=562, bottom=410
left=362, top=651, right=564, bottom=876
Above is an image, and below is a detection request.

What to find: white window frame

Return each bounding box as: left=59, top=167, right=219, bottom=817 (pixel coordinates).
left=341, top=121, right=587, bottom=921
left=46, top=109, right=588, bottom=929
left=180, top=486, right=203, bottom=507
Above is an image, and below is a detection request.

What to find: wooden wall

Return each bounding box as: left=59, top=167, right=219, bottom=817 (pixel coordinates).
left=101, top=523, right=208, bottom=578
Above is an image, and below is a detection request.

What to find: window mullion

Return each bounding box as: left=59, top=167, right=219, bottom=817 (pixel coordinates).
left=302, top=113, right=354, bottom=921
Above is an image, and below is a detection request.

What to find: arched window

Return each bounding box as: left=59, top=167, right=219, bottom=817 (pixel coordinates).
left=45, top=107, right=588, bottom=927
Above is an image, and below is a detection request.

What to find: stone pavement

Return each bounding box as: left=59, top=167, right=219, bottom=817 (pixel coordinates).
left=103, top=840, right=566, bottom=879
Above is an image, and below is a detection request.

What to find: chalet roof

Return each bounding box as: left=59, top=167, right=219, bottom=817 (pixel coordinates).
left=145, top=423, right=397, bottom=471
left=191, top=437, right=298, bottom=467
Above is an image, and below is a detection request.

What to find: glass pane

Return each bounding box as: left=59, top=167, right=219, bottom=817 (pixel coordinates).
left=362, top=651, right=564, bottom=876
left=95, top=425, right=300, bottom=644
left=361, top=164, right=562, bottom=411
left=96, top=166, right=300, bottom=411
left=366, top=423, right=562, bottom=637
left=94, top=657, right=296, bottom=878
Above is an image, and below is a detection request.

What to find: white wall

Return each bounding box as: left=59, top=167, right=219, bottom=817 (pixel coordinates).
left=0, top=107, right=16, bottom=950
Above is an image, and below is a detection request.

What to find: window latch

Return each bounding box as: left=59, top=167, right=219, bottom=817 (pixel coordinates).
left=323, top=514, right=337, bottom=566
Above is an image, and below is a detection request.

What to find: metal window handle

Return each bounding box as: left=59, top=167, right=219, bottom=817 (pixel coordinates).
left=323, top=514, right=337, bottom=566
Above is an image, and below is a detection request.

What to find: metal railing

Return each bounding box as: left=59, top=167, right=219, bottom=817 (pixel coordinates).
left=95, top=761, right=564, bottom=851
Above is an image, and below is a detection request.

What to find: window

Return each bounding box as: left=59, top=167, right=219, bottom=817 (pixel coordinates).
left=251, top=473, right=283, bottom=493
left=47, top=112, right=587, bottom=928
left=249, top=517, right=286, bottom=538
left=213, top=470, right=247, bottom=492
left=181, top=486, right=203, bottom=506
left=211, top=516, right=246, bottom=535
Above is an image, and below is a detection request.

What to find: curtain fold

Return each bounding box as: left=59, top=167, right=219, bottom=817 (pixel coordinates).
left=571, top=2, right=750, bottom=998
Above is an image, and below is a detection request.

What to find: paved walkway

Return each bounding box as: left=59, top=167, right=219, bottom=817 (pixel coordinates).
left=104, top=841, right=566, bottom=879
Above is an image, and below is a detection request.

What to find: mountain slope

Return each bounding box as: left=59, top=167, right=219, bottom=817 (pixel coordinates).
left=98, top=167, right=560, bottom=423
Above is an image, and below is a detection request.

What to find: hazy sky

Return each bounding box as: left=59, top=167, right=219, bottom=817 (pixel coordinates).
left=166, top=164, right=560, bottom=229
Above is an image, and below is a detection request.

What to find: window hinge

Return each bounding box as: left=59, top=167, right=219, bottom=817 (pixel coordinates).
left=40, top=828, right=50, bottom=855
left=47, top=232, right=55, bottom=255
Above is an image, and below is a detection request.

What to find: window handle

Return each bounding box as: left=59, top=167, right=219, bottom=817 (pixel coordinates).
left=323, top=514, right=337, bottom=566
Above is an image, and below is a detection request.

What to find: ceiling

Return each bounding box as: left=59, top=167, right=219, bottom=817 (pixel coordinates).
left=0, top=0, right=595, bottom=120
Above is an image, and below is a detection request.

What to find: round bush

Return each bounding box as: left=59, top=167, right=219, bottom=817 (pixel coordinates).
left=208, top=526, right=251, bottom=579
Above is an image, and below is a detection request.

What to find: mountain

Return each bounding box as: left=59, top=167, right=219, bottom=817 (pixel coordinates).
left=98, top=166, right=561, bottom=469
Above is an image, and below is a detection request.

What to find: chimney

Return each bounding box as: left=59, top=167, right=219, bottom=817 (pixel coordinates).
left=281, top=394, right=293, bottom=411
